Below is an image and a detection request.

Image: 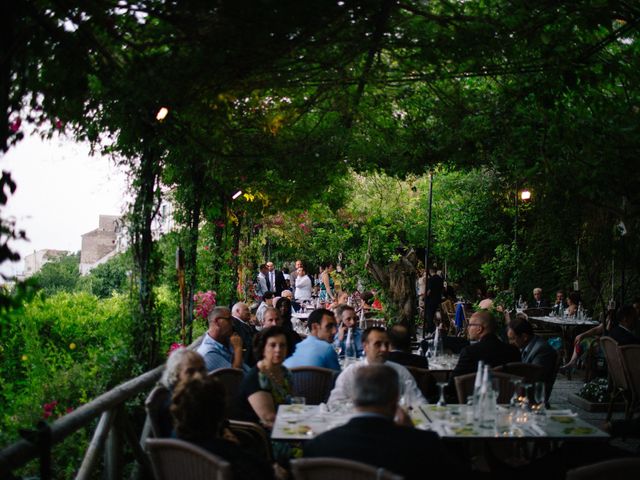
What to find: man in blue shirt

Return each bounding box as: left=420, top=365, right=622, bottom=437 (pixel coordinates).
left=197, top=306, right=249, bottom=373
left=333, top=304, right=363, bottom=358
left=284, top=308, right=340, bottom=371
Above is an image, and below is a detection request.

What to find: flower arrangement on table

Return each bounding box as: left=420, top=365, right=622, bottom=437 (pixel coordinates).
left=578, top=377, right=610, bottom=403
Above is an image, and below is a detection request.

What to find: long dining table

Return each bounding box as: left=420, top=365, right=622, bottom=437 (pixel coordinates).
left=271, top=403, right=608, bottom=442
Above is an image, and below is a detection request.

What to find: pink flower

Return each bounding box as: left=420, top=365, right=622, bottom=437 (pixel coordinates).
left=66, top=407, right=74, bottom=414
left=167, top=342, right=184, bottom=356
left=9, top=118, right=21, bottom=133
left=55, top=119, right=63, bottom=129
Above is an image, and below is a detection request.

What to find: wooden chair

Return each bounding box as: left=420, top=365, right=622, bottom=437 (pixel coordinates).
left=566, top=458, right=640, bottom=480
left=440, top=300, right=456, bottom=334
left=290, top=457, right=403, bottom=480
left=454, top=371, right=523, bottom=404
left=405, top=366, right=438, bottom=402
left=145, top=438, right=232, bottom=480
left=600, top=337, right=632, bottom=421
left=227, top=420, right=273, bottom=462
left=145, top=385, right=171, bottom=438
left=290, top=366, right=338, bottom=404
left=208, top=368, right=244, bottom=415
left=618, top=344, right=640, bottom=419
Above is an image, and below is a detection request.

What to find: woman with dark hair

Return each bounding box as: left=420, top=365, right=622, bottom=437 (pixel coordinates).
left=319, top=262, right=335, bottom=303
left=275, top=297, right=302, bottom=348
left=565, top=291, right=581, bottom=317
left=171, top=376, right=274, bottom=480
left=237, top=326, right=294, bottom=428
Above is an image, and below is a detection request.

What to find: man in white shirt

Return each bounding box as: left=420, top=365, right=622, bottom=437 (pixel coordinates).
left=328, top=327, right=426, bottom=407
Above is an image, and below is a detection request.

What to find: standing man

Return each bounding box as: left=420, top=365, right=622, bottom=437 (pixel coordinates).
left=425, top=267, right=444, bottom=334
left=197, top=307, right=249, bottom=372
left=231, top=302, right=257, bottom=367
left=266, top=261, right=286, bottom=295
left=531, top=288, right=550, bottom=308
left=290, top=259, right=303, bottom=288
left=255, top=264, right=269, bottom=300
left=507, top=315, right=557, bottom=406
left=284, top=308, right=340, bottom=371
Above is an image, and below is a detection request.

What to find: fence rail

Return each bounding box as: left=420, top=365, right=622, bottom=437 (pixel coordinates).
left=0, top=337, right=203, bottom=479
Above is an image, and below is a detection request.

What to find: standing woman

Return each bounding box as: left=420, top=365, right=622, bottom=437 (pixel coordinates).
left=319, top=262, right=335, bottom=303
left=237, top=327, right=293, bottom=428
left=294, top=265, right=313, bottom=302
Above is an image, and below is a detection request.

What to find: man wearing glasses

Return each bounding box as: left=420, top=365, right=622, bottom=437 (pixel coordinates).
left=450, top=310, right=520, bottom=379
left=197, top=306, right=249, bottom=373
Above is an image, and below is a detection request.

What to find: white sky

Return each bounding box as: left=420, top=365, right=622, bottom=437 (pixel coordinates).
left=0, top=132, right=128, bottom=278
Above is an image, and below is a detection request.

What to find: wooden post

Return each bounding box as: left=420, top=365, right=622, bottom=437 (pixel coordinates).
left=76, top=410, right=115, bottom=480
left=104, top=409, right=122, bottom=480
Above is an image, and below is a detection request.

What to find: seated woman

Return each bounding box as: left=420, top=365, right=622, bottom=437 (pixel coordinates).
left=236, top=326, right=294, bottom=428
left=154, top=348, right=206, bottom=437
left=561, top=308, right=615, bottom=371
left=565, top=291, right=580, bottom=317
left=329, top=290, right=350, bottom=311
left=171, top=375, right=274, bottom=480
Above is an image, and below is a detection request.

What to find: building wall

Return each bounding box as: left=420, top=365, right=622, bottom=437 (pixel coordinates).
left=23, top=249, right=68, bottom=278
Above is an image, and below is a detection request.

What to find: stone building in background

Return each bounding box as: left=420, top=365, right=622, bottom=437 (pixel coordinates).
left=79, top=215, right=123, bottom=275
left=23, top=249, right=69, bottom=278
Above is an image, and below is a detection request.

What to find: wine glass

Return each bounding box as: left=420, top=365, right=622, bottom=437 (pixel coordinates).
left=533, top=381, right=545, bottom=413
left=436, top=382, right=448, bottom=407
left=509, top=379, right=522, bottom=409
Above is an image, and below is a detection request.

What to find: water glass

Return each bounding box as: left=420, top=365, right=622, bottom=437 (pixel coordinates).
left=290, top=396, right=306, bottom=406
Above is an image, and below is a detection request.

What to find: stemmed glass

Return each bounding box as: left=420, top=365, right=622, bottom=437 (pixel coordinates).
left=509, top=379, right=522, bottom=409
left=436, top=382, right=448, bottom=407
left=532, top=381, right=545, bottom=414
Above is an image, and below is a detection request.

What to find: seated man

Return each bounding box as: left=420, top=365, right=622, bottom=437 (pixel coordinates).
left=197, top=306, right=249, bottom=373
left=606, top=305, right=640, bottom=345
left=305, top=365, right=460, bottom=479
left=256, top=291, right=275, bottom=325
left=328, top=327, right=425, bottom=406
left=387, top=324, right=428, bottom=369
left=333, top=304, right=363, bottom=358
left=530, top=287, right=550, bottom=309
left=283, top=308, right=340, bottom=371
left=231, top=302, right=258, bottom=366
left=450, top=310, right=521, bottom=379
left=507, top=314, right=558, bottom=405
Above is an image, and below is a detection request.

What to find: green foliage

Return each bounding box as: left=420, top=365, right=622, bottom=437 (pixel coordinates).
left=31, top=252, right=81, bottom=296
left=78, top=252, right=133, bottom=298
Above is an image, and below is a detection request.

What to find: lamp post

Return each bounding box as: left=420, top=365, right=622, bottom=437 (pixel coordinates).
left=423, top=171, right=433, bottom=339
left=514, top=188, right=531, bottom=245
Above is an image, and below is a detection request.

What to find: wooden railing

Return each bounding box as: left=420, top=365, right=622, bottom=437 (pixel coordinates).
left=0, top=338, right=203, bottom=479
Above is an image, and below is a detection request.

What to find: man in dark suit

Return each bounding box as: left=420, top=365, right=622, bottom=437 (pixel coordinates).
left=607, top=305, right=640, bottom=346
left=231, top=302, right=257, bottom=366
left=304, top=365, right=462, bottom=479
left=387, top=324, right=428, bottom=369
left=507, top=315, right=558, bottom=406
left=266, top=261, right=287, bottom=295
left=425, top=267, right=444, bottom=333
left=450, top=310, right=521, bottom=379
left=530, top=287, right=550, bottom=308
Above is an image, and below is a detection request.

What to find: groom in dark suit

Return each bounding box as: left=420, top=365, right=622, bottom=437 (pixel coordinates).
left=304, top=365, right=462, bottom=479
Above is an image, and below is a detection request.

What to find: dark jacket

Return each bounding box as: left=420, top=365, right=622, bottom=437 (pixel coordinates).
left=450, top=333, right=521, bottom=379
left=387, top=350, right=429, bottom=369
left=304, top=416, right=461, bottom=479
left=232, top=316, right=257, bottom=366
left=522, top=335, right=558, bottom=400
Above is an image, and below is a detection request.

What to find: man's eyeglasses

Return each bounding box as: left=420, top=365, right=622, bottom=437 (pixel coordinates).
left=468, top=323, right=483, bottom=327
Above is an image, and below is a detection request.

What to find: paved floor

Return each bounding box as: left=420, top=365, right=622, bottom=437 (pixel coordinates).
left=551, top=369, right=639, bottom=453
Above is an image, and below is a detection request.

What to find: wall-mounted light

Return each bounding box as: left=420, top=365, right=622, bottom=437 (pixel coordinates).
left=231, top=190, right=243, bottom=200
left=520, top=189, right=531, bottom=201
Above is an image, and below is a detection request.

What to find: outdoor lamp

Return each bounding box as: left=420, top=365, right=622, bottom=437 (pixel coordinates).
left=520, top=189, right=531, bottom=201
left=155, top=107, right=169, bottom=121
left=231, top=190, right=243, bottom=200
